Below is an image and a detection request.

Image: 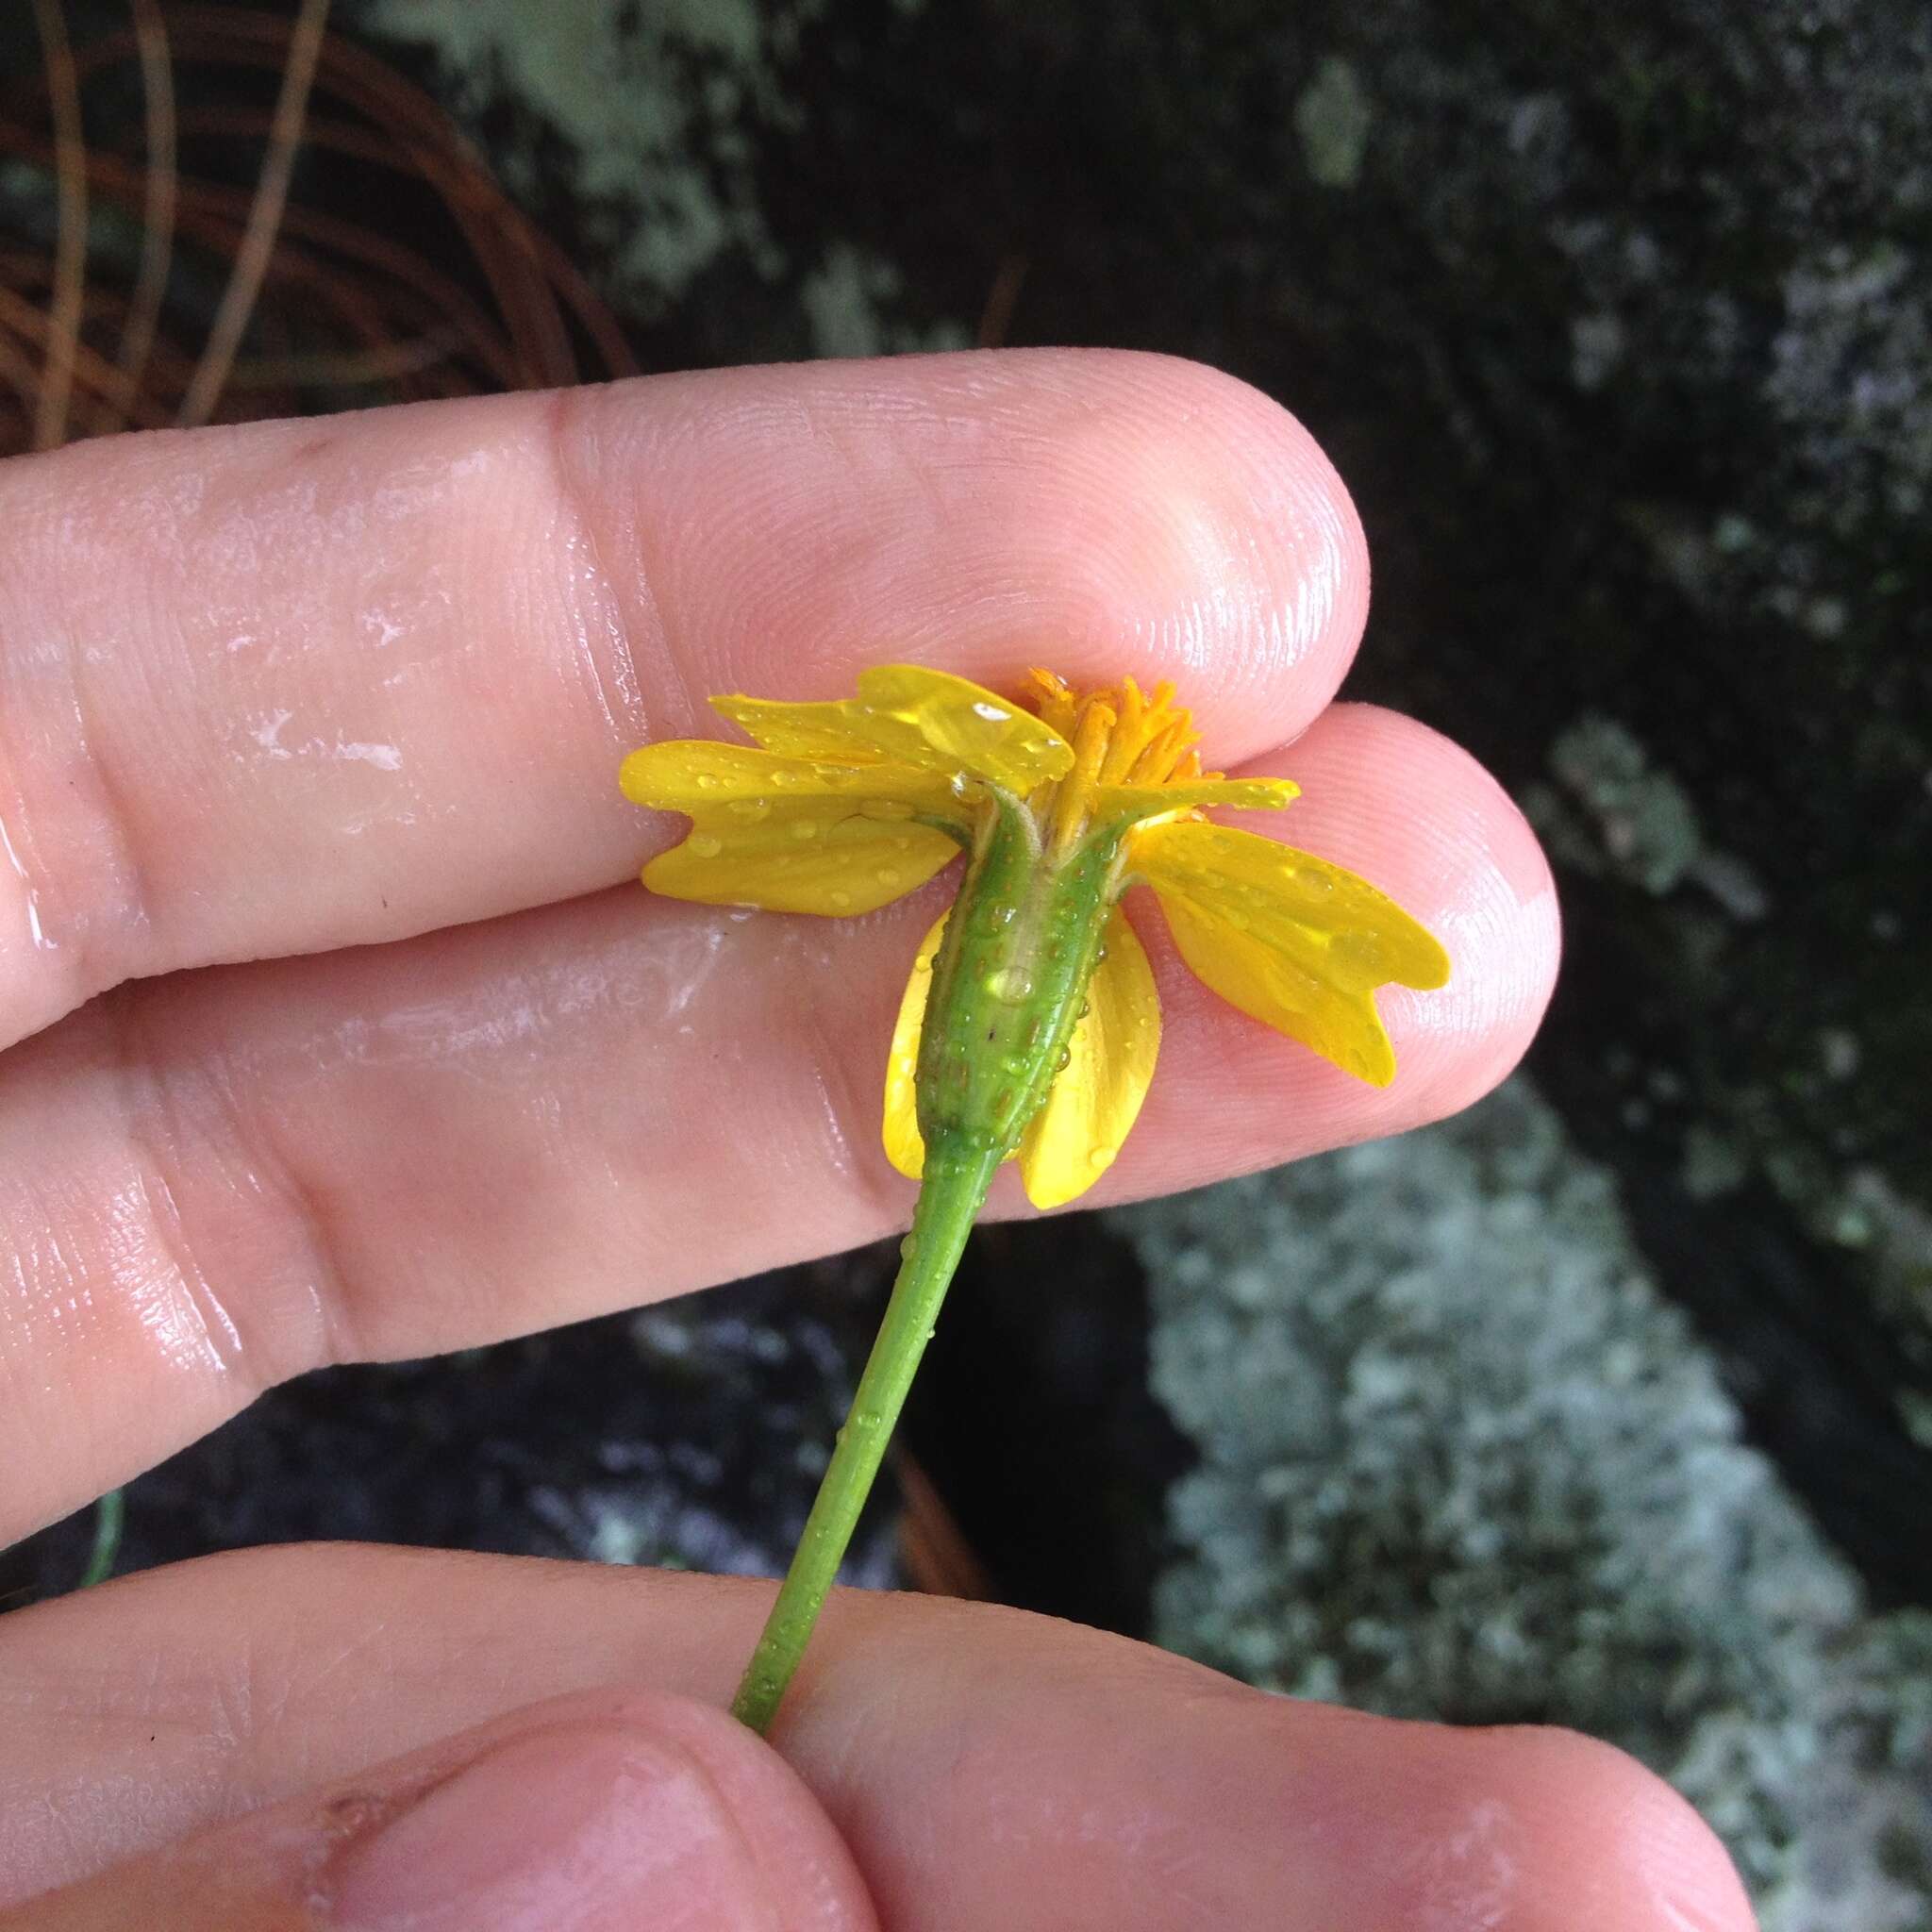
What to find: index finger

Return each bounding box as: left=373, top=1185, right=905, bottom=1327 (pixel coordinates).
left=0, top=350, right=1367, bottom=1051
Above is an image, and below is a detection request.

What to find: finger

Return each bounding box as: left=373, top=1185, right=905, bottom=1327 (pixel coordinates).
left=0, top=1547, right=1756, bottom=1931
left=0, top=350, right=1367, bottom=1050
left=0, top=1687, right=874, bottom=1932
left=0, top=703, right=1555, bottom=1541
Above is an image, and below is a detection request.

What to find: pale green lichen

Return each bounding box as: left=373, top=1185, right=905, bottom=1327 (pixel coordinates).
left=361, top=0, right=805, bottom=309
left=1293, top=56, right=1372, bottom=190
left=800, top=243, right=973, bottom=359
left=1543, top=712, right=1704, bottom=893
left=1112, top=1080, right=1932, bottom=1927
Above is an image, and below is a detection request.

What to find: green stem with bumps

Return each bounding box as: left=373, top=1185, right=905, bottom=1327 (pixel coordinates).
left=732, top=792, right=1121, bottom=1735
left=730, top=1137, right=999, bottom=1733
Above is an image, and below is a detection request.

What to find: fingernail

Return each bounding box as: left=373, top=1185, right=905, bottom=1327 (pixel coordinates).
left=327, top=1721, right=772, bottom=1931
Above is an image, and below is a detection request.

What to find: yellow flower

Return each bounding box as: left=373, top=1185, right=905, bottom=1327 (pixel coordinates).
left=622, top=663, right=1448, bottom=1209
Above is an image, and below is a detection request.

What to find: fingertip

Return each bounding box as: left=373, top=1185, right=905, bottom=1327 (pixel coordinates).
left=8, top=1688, right=876, bottom=1932
left=574, top=348, right=1370, bottom=760
left=1429, top=1724, right=1758, bottom=1932
left=1010, top=350, right=1373, bottom=731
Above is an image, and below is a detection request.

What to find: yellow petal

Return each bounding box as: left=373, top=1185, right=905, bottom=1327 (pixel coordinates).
left=882, top=910, right=950, bottom=1180
left=1017, top=908, right=1162, bottom=1208
left=708, top=693, right=910, bottom=766
left=715, top=664, right=1074, bottom=793
left=1093, top=775, right=1300, bottom=822
left=620, top=738, right=963, bottom=823
left=642, top=800, right=958, bottom=915
left=1136, top=819, right=1449, bottom=1087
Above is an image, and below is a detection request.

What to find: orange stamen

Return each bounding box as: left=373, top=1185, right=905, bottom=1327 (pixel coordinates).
left=1051, top=698, right=1115, bottom=853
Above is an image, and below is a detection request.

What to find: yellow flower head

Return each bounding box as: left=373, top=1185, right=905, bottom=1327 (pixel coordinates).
left=622, top=663, right=1448, bottom=1208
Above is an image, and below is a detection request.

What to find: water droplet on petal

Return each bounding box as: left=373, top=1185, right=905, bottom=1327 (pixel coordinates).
left=791, top=820, right=820, bottom=841
left=1056, top=1046, right=1073, bottom=1072
left=988, top=967, right=1034, bottom=1002
left=972, top=701, right=1010, bottom=722
left=829, top=889, right=853, bottom=908
left=875, top=867, right=899, bottom=886
left=727, top=796, right=771, bottom=820
left=1088, top=1146, right=1115, bottom=1170
left=694, top=773, right=719, bottom=791
left=688, top=834, right=724, bottom=858
left=773, top=768, right=798, bottom=787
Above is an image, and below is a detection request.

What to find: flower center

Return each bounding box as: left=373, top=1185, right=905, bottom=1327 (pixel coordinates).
left=1021, top=670, right=1208, bottom=855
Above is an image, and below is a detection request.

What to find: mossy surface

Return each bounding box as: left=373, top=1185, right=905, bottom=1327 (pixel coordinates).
left=1118, top=1083, right=1932, bottom=1926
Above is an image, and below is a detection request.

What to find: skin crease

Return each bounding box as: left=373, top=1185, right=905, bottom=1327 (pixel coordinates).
left=0, top=350, right=1754, bottom=1929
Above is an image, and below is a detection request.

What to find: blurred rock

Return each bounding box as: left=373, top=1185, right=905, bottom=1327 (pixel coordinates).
left=2, top=1266, right=898, bottom=1607
left=1119, top=1081, right=1932, bottom=1928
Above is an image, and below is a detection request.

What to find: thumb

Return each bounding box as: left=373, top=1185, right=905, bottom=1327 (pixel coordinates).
left=3, top=1689, right=876, bottom=1931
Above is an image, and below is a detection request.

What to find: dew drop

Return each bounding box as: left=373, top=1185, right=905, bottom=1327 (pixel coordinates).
left=1078, top=999, right=1091, bottom=1020
left=893, top=836, right=913, bottom=851
left=772, top=768, right=798, bottom=787
left=1088, top=1146, right=1115, bottom=1170
left=972, top=700, right=1011, bottom=722
left=694, top=773, right=719, bottom=791
left=988, top=966, right=1034, bottom=1002
left=829, top=889, right=854, bottom=908
left=791, top=820, right=820, bottom=841
left=727, top=796, right=771, bottom=820
left=874, top=867, right=899, bottom=886
left=1056, top=1046, right=1073, bottom=1072
left=689, top=834, right=724, bottom=858
left=901, top=1233, right=919, bottom=1262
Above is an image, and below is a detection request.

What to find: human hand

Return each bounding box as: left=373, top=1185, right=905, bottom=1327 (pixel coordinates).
left=0, top=351, right=1751, bottom=1928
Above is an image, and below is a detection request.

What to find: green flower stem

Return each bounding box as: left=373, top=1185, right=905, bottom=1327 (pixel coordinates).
left=80, top=1486, right=125, bottom=1589
left=733, top=790, right=1121, bottom=1735
left=731, top=1136, right=1001, bottom=1734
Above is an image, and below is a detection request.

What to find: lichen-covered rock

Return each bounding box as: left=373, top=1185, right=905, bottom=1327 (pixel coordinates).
left=1117, top=1081, right=1931, bottom=1927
